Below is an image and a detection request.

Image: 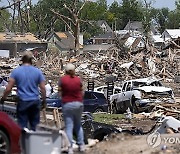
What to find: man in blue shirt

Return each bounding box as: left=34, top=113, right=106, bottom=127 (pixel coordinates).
left=1, top=51, right=46, bottom=131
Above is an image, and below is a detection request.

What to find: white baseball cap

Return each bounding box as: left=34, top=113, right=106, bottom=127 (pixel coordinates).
left=65, top=63, right=75, bottom=71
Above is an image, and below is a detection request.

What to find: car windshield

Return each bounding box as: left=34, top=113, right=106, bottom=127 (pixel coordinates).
left=84, top=92, right=96, bottom=99
left=93, top=92, right=106, bottom=99
left=132, top=82, right=147, bottom=88
left=149, top=81, right=163, bottom=86
left=132, top=80, right=163, bottom=88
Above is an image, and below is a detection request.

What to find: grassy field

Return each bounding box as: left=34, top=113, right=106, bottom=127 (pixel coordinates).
left=93, top=113, right=125, bottom=125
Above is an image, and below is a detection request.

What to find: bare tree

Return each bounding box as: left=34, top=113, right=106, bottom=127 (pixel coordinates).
left=0, top=0, right=32, bottom=33
left=0, top=0, right=23, bottom=10
left=51, top=0, right=88, bottom=55
left=142, top=0, right=155, bottom=37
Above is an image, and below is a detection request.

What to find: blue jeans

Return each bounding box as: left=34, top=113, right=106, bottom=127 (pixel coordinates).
left=17, top=99, right=40, bottom=131
left=62, top=101, right=84, bottom=147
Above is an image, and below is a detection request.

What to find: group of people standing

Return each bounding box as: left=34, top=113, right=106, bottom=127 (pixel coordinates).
left=0, top=51, right=85, bottom=154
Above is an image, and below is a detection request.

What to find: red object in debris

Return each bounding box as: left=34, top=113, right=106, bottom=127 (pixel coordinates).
left=0, top=112, right=21, bottom=154
left=34, top=50, right=38, bottom=58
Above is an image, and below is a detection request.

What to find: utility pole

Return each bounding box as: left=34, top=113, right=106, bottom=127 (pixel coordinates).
left=27, top=5, right=30, bottom=32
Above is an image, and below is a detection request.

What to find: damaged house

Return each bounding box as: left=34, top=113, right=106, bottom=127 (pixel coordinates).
left=89, top=20, right=114, bottom=45
left=47, top=31, right=83, bottom=53
left=151, top=35, right=164, bottom=49
left=0, top=32, right=47, bottom=57
left=90, top=32, right=115, bottom=45
left=84, top=20, right=116, bottom=52
left=124, top=36, right=145, bottom=52
left=161, top=29, right=180, bottom=42
left=124, top=21, right=159, bottom=35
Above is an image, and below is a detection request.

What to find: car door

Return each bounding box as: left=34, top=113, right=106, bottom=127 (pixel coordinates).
left=125, top=82, right=133, bottom=103
left=113, top=88, right=121, bottom=95
left=116, top=82, right=127, bottom=110
left=83, top=91, right=98, bottom=112
left=117, top=82, right=133, bottom=111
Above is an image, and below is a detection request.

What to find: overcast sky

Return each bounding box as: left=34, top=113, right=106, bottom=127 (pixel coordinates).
left=0, top=0, right=177, bottom=10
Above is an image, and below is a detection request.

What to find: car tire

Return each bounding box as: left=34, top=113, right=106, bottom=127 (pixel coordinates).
left=121, top=102, right=128, bottom=113
left=94, top=108, right=104, bottom=113
left=112, top=101, right=118, bottom=114
left=0, top=130, right=10, bottom=154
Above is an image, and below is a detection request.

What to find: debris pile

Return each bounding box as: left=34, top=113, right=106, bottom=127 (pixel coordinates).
left=0, top=43, right=180, bottom=89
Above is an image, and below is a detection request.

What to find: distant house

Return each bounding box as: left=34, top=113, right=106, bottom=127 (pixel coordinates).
left=90, top=32, right=115, bottom=45
left=124, top=21, right=143, bottom=32
left=124, top=21, right=159, bottom=35
left=47, top=31, right=83, bottom=52
left=97, top=20, right=113, bottom=33
left=161, top=29, right=180, bottom=41
left=0, top=32, right=47, bottom=57
left=84, top=20, right=114, bottom=45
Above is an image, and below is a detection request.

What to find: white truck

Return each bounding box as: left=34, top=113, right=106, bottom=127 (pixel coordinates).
left=94, top=86, right=122, bottom=99
left=110, top=77, right=175, bottom=113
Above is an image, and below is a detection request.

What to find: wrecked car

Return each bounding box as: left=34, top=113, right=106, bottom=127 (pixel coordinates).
left=110, top=77, right=175, bottom=113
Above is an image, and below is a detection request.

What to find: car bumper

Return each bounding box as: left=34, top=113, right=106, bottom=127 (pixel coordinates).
left=101, top=105, right=108, bottom=112
left=135, top=98, right=175, bottom=111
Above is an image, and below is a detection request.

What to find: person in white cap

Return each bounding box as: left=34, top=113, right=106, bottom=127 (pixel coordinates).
left=45, top=80, right=53, bottom=97
left=58, top=63, right=85, bottom=154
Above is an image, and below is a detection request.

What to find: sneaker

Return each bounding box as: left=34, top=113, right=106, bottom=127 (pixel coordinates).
left=68, top=147, right=73, bottom=154
left=79, top=144, right=85, bottom=152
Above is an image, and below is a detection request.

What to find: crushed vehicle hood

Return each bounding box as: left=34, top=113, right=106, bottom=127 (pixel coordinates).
left=136, top=86, right=172, bottom=93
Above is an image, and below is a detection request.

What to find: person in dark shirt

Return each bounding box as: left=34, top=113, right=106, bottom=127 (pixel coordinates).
left=58, top=63, right=85, bottom=154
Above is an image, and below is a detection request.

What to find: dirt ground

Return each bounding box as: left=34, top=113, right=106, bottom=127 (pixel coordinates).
left=85, top=133, right=180, bottom=154
left=75, top=112, right=179, bottom=154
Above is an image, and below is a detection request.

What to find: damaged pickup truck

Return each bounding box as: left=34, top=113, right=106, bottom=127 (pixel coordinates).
left=110, top=77, right=175, bottom=113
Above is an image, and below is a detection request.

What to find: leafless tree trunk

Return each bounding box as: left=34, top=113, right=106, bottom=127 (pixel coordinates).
left=1, top=0, right=32, bottom=33
left=12, top=1, right=16, bottom=32
left=17, top=1, right=24, bottom=33
left=51, top=0, right=87, bottom=55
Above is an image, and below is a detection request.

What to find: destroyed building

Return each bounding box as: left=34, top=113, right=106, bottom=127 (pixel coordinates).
left=0, top=32, right=47, bottom=57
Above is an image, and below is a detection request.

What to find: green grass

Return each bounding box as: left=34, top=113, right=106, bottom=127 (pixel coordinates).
left=93, top=113, right=125, bottom=125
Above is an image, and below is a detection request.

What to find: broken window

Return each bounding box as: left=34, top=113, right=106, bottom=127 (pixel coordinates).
left=126, top=82, right=131, bottom=91
left=122, top=82, right=127, bottom=92
left=132, top=81, right=147, bottom=88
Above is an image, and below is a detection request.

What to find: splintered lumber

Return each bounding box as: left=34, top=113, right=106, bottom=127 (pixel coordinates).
left=52, top=108, right=61, bottom=128
left=154, top=105, right=180, bottom=114
left=42, top=109, right=48, bottom=125
left=40, top=107, right=63, bottom=128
